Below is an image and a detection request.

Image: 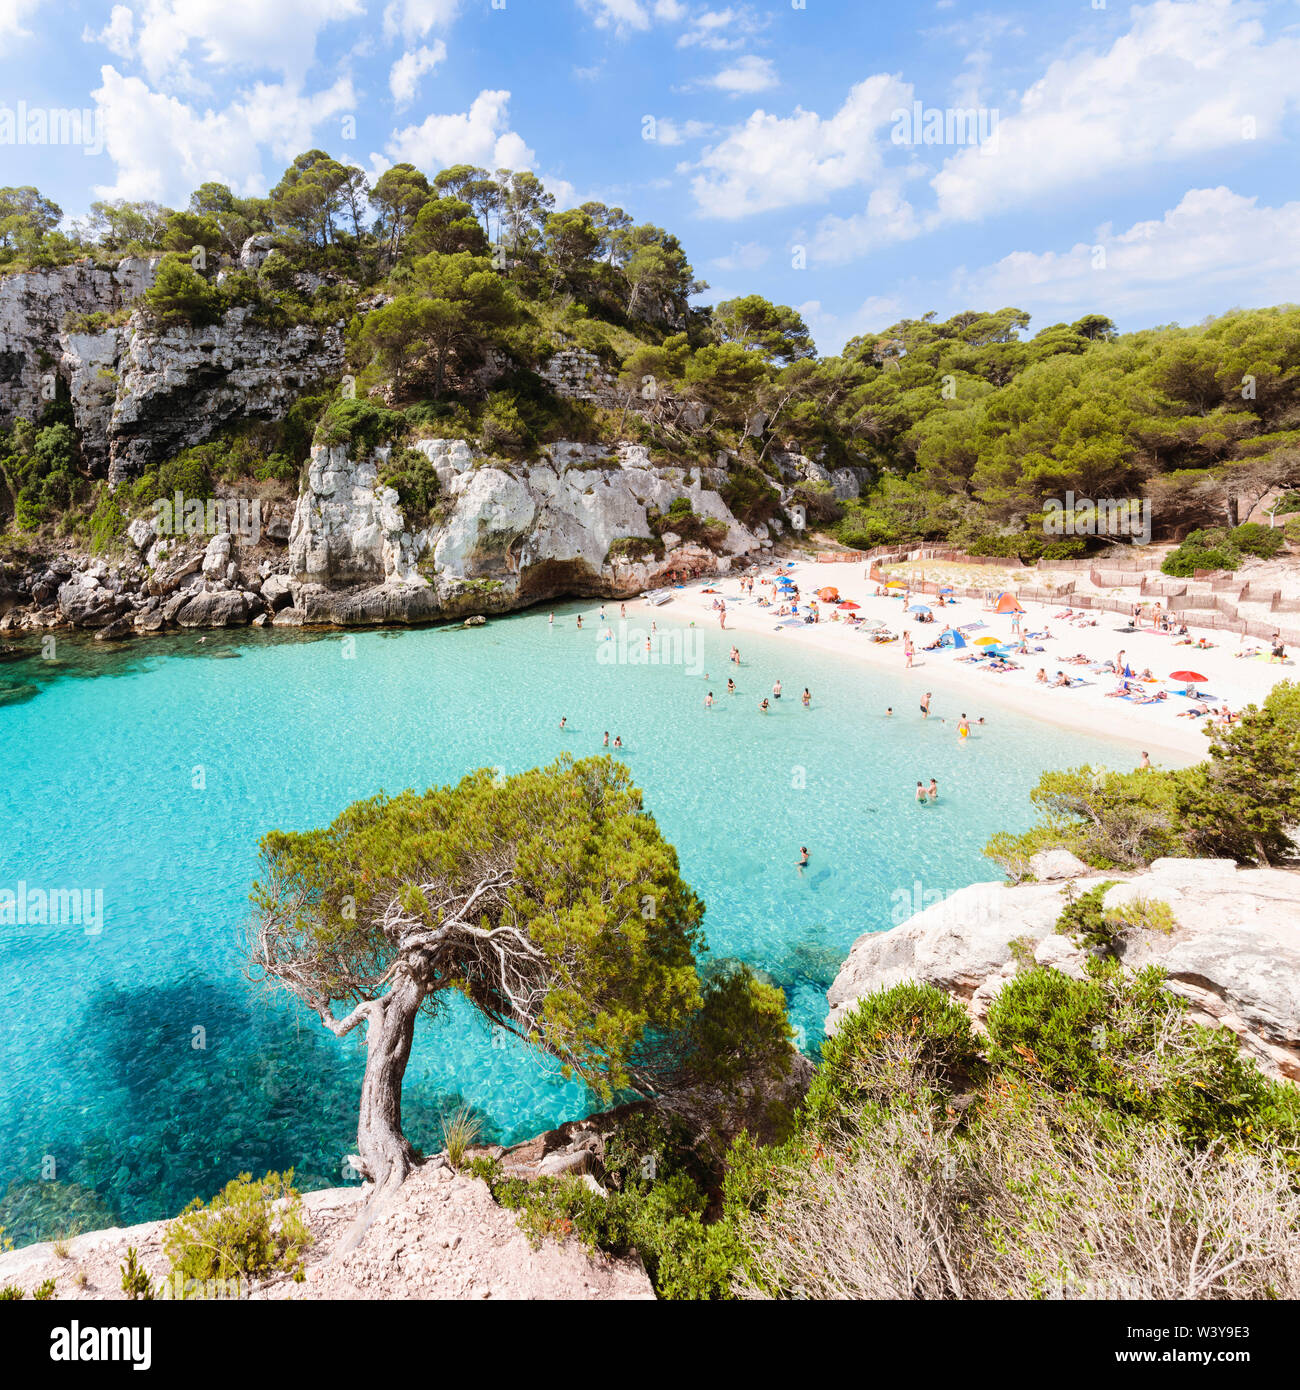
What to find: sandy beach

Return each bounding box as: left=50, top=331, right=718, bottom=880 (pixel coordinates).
left=627, top=556, right=1297, bottom=766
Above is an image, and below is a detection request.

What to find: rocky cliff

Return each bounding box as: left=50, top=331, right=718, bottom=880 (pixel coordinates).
left=0, top=432, right=773, bottom=636
left=0, top=250, right=344, bottom=479
left=826, top=854, right=1300, bottom=1084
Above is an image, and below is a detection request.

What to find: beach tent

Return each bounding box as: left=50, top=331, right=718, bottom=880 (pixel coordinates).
left=937, top=630, right=966, bottom=649
left=992, top=592, right=1025, bottom=614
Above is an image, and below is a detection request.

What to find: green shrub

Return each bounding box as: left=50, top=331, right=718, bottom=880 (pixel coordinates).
left=87, top=484, right=127, bottom=554
left=606, top=535, right=664, bottom=563
left=1161, top=529, right=1241, bottom=576
left=804, top=982, right=980, bottom=1133
left=314, top=397, right=405, bottom=455
left=141, top=255, right=224, bottom=328
left=1054, top=880, right=1120, bottom=952
left=1229, top=522, right=1285, bottom=559
left=32, top=1278, right=55, bottom=1300
left=120, top=1246, right=155, bottom=1300
left=378, top=445, right=440, bottom=526
left=162, top=1171, right=310, bottom=1297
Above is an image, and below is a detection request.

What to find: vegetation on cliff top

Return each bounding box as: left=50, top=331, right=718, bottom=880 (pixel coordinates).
left=4, top=156, right=1300, bottom=550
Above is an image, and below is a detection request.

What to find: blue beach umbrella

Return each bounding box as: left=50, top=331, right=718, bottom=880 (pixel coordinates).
left=908, top=604, right=931, bottom=613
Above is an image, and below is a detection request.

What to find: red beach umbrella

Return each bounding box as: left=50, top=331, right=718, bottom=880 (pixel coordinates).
left=838, top=600, right=861, bottom=610
left=1169, top=670, right=1208, bottom=683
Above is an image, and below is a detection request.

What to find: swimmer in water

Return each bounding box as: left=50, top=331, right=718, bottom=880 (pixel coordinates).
left=916, top=781, right=927, bottom=803
left=928, top=778, right=938, bottom=802
left=705, top=691, right=714, bottom=708
left=802, top=688, right=811, bottom=707
left=760, top=698, right=770, bottom=713
left=797, top=846, right=809, bottom=868
left=560, top=716, right=567, bottom=729
left=603, top=731, right=609, bottom=747
left=886, top=707, right=893, bottom=717
left=773, top=680, right=782, bottom=700
left=548, top=612, right=553, bottom=626
left=613, top=735, right=622, bottom=748
left=576, top=615, right=583, bottom=630
left=727, top=678, right=735, bottom=694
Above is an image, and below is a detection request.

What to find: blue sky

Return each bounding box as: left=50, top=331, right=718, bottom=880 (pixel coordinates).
left=3, top=0, right=1300, bottom=351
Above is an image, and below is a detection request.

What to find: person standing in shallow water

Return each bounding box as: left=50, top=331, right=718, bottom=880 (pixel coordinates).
left=928, top=778, right=939, bottom=802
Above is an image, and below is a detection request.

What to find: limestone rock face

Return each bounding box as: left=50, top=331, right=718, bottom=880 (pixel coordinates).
left=0, top=257, right=160, bottom=440
left=108, top=307, right=344, bottom=480
left=0, top=255, right=342, bottom=479
left=826, top=858, right=1300, bottom=1083
left=289, top=444, right=430, bottom=588
left=287, top=437, right=759, bottom=623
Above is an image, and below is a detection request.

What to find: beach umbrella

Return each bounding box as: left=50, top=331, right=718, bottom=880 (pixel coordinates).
left=817, top=586, right=840, bottom=600
left=974, top=635, right=1000, bottom=646
left=908, top=604, right=931, bottom=613
left=938, top=586, right=954, bottom=593
left=885, top=579, right=906, bottom=588
left=838, top=600, right=860, bottom=610
left=1170, top=670, right=1208, bottom=683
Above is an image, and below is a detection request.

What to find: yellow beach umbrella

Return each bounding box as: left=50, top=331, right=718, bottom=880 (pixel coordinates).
left=974, top=635, right=1000, bottom=646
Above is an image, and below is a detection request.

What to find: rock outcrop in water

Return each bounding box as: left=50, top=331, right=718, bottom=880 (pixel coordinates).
left=826, top=856, right=1300, bottom=1084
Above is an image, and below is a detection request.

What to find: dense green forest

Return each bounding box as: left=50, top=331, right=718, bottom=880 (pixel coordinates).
left=2, top=153, right=1299, bottom=557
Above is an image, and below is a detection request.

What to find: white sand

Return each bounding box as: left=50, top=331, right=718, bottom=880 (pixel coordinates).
left=627, top=557, right=1297, bottom=767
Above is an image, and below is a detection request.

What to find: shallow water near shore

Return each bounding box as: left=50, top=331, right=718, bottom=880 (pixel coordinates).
left=0, top=604, right=1132, bottom=1237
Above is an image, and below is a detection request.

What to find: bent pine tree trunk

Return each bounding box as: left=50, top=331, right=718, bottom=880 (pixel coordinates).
left=355, top=970, right=425, bottom=1187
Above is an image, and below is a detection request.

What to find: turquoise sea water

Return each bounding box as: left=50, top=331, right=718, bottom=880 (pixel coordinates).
left=0, top=603, right=1132, bottom=1237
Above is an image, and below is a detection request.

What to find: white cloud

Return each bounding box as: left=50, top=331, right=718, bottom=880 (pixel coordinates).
left=677, top=6, right=761, bottom=50
left=90, top=64, right=357, bottom=203
left=386, top=89, right=536, bottom=174
left=799, top=295, right=905, bottom=355
left=83, top=4, right=136, bottom=59
left=577, top=0, right=685, bottom=34
left=810, top=181, right=925, bottom=265
left=652, top=116, right=714, bottom=146
left=953, top=187, right=1300, bottom=320
left=133, top=0, right=365, bottom=90
left=933, top=0, right=1300, bottom=224
left=389, top=42, right=447, bottom=108
left=705, top=54, right=777, bottom=94
left=689, top=73, right=912, bottom=217
left=0, top=0, right=37, bottom=39
left=382, top=0, right=461, bottom=42
left=709, top=240, right=770, bottom=272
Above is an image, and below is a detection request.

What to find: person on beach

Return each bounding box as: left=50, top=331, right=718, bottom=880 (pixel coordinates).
left=760, top=698, right=770, bottom=713
left=802, top=687, right=811, bottom=707
left=620, top=603, right=626, bottom=619
left=920, top=691, right=931, bottom=718
left=719, top=606, right=727, bottom=630
left=773, top=680, right=782, bottom=700
left=916, top=782, right=927, bottom=803
left=904, top=633, right=914, bottom=668
left=705, top=691, right=714, bottom=708
left=576, top=615, right=583, bottom=630
left=603, top=731, right=609, bottom=746
left=1036, top=668, right=1047, bottom=683
left=727, top=678, right=736, bottom=694
left=928, top=779, right=939, bottom=802
left=1139, top=750, right=1150, bottom=768
left=548, top=612, right=554, bottom=626
left=957, top=713, right=970, bottom=740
